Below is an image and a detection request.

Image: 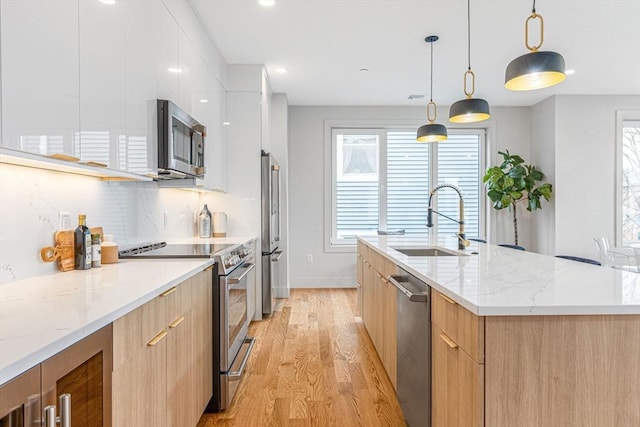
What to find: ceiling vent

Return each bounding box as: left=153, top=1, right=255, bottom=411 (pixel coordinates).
left=407, top=94, right=425, bottom=100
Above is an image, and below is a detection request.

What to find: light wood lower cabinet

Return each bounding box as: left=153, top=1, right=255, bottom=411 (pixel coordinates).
left=432, top=324, right=484, bottom=427
left=358, top=245, right=398, bottom=389
left=112, top=268, right=213, bottom=427
left=432, top=290, right=640, bottom=427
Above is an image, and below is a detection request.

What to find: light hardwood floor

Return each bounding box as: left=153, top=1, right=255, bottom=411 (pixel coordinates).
left=197, top=288, right=406, bottom=426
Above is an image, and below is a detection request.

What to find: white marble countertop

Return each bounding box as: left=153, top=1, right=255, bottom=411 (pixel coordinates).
left=360, top=235, right=640, bottom=316
left=0, top=258, right=214, bottom=386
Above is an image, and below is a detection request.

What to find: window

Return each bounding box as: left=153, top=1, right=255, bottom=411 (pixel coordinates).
left=618, top=113, right=640, bottom=246
left=328, top=126, right=485, bottom=249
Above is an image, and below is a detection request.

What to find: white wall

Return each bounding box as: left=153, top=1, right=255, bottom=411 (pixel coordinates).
left=288, top=105, right=530, bottom=288
left=553, top=95, right=640, bottom=259
left=530, top=96, right=557, bottom=255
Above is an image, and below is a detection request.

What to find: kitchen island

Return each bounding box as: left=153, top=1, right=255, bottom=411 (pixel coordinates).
left=357, top=235, right=640, bottom=427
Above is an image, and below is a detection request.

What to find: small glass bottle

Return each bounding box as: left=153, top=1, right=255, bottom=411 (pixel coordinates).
left=91, top=234, right=102, bottom=268
left=74, top=214, right=92, bottom=270
left=198, top=204, right=212, bottom=238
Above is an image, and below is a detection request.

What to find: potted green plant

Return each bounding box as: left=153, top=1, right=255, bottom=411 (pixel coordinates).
left=483, top=150, right=553, bottom=245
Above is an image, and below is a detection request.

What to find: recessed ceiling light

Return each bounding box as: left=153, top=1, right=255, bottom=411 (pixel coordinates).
left=199, top=99, right=209, bottom=103
left=222, top=121, right=231, bottom=126
left=275, top=67, right=288, bottom=74
left=98, top=0, right=116, bottom=4
left=360, top=68, right=369, bottom=74
left=167, top=67, right=182, bottom=73
left=565, top=69, right=576, bottom=75
left=258, top=0, right=275, bottom=6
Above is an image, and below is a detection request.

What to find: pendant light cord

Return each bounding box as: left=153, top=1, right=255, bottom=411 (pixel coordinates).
left=429, top=40, right=434, bottom=102
left=532, top=0, right=536, bottom=13
left=467, top=0, right=471, bottom=71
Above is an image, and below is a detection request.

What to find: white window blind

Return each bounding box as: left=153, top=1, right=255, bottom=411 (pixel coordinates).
left=335, top=132, right=380, bottom=241
left=435, top=133, right=481, bottom=238
left=387, top=131, right=430, bottom=233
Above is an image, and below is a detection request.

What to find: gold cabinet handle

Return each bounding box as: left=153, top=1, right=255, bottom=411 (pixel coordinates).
left=169, top=316, right=185, bottom=329
left=160, top=287, right=176, bottom=297
left=147, top=330, right=167, bottom=346
left=439, top=293, right=457, bottom=305
left=439, top=333, right=458, bottom=349
left=205, top=265, right=214, bottom=271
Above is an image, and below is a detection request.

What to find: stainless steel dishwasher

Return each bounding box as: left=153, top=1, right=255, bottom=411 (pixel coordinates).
left=388, top=268, right=431, bottom=427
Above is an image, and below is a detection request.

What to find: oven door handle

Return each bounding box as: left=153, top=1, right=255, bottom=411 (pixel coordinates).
left=228, top=263, right=255, bottom=284
left=229, top=337, right=255, bottom=378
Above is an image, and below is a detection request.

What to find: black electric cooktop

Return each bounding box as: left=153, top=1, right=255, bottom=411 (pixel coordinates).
left=118, top=242, right=234, bottom=259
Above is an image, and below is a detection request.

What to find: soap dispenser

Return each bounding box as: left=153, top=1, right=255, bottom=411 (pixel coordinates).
left=198, top=204, right=212, bottom=238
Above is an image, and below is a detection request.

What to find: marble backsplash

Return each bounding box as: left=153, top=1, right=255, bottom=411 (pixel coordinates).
left=0, top=163, right=251, bottom=284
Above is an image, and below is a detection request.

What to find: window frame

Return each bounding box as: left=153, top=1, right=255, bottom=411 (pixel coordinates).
left=324, top=119, right=487, bottom=252
left=615, top=110, right=640, bottom=247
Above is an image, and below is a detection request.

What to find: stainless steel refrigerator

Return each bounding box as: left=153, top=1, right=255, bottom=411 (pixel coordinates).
left=261, top=150, right=282, bottom=315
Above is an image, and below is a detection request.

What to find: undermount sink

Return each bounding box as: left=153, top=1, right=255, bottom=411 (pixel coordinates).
left=392, top=246, right=465, bottom=257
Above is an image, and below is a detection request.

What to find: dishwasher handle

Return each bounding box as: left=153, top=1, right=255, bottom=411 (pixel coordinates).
left=388, top=275, right=429, bottom=303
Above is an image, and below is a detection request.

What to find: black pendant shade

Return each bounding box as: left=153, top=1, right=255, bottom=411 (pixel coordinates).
left=417, top=123, right=448, bottom=143
left=505, top=50, right=566, bottom=91
left=449, top=97, right=491, bottom=123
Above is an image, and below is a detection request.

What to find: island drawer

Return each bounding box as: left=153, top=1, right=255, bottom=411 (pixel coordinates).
left=432, top=289, right=485, bottom=363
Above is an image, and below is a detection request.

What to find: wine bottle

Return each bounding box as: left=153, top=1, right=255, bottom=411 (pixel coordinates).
left=74, top=214, right=92, bottom=270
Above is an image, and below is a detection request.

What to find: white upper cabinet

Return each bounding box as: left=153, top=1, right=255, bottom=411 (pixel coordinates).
left=0, top=0, right=227, bottom=187
left=78, top=0, right=126, bottom=167
left=1, top=0, right=80, bottom=156
left=123, top=0, right=164, bottom=176
left=155, top=4, right=180, bottom=105
left=201, top=75, right=227, bottom=192
left=182, top=33, right=227, bottom=192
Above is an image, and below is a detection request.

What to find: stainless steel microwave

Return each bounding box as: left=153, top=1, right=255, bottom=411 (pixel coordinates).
left=156, top=99, right=206, bottom=178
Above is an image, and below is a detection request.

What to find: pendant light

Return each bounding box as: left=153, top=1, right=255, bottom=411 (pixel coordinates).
left=505, top=0, right=566, bottom=91
left=449, top=0, right=490, bottom=123
left=417, top=35, right=447, bottom=142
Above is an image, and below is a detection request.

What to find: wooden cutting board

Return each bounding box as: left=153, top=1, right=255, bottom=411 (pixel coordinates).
left=54, top=230, right=75, bottom=272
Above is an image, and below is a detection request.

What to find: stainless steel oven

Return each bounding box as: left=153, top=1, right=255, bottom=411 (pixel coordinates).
left=118, top=240, right=256, bottom=412
left=218, top=259, right=255, bottom=409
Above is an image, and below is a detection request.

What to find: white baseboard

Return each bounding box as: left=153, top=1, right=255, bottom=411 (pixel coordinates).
left=290, top=277, right=357, bottom=288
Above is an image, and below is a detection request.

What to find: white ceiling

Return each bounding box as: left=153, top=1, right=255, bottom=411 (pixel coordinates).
left=190, top=0, right=640, bottom=107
